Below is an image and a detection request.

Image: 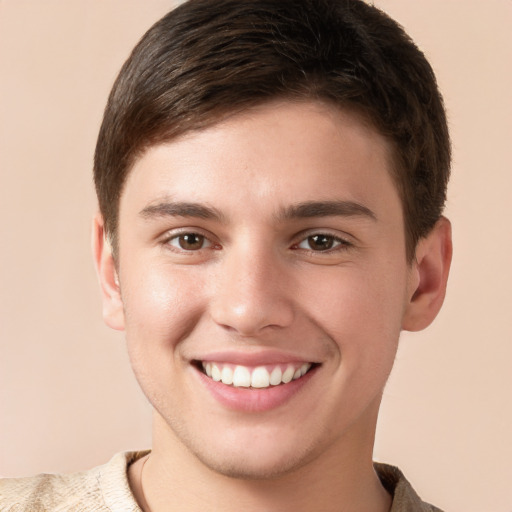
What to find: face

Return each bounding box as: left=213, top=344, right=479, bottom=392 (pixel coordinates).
left=106, top=101, right=421, bottom=478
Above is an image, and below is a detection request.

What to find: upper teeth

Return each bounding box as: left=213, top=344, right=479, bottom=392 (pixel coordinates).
left=202, top=362, right=312, bottom=388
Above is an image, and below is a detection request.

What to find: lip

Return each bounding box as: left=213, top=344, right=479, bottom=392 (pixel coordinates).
left=192, top=361, right=319, bottom=413
left=193, top=350, right=319, bottom=367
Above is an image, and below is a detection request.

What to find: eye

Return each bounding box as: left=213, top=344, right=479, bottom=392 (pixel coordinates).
left=296, top=234, right=349, bottom=252
left=167, top=232, right=212, bottom=251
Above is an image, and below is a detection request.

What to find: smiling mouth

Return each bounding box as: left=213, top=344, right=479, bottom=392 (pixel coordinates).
left=197, top=361, right=317, bottom=389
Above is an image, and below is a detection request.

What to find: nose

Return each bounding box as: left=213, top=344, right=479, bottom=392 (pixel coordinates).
left=209, top=244, right=295, bottom=337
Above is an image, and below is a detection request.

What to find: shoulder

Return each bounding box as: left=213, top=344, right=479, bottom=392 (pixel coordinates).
left=0, top=451, right=148, bottom=512
left=374, top=462, right=444, bottom=512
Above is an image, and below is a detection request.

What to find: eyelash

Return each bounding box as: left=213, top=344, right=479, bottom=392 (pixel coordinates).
left=292, top=233, right=352, bottom=253
left=163, top=230, right=218, bottom=252
left=162, top=230, right=352, bottom=255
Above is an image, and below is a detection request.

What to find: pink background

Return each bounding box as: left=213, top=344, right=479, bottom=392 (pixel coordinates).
left=1, top=1, right=511, bottom=510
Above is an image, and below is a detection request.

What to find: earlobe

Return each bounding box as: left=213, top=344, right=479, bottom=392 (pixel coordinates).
left=402, top=217, right=452, bottom=332
left=92, top=213, right=125, bottom=331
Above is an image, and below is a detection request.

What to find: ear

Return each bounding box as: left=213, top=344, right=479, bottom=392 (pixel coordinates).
left=402, top=216, right=452, bottom=332
left=92, top=213, right=125, bottom=331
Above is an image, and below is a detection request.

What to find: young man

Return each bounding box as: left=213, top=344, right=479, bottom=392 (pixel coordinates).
left=0, top=0, right=452, bottom=510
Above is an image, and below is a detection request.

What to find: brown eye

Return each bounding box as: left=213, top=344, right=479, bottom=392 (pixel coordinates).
left=296, top=234, right=349, bottom=252
left=169, top=233, right=211, bottom=251
left=306, top=234, right=335, bottom=251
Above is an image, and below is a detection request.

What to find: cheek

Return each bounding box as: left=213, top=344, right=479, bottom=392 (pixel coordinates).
left=120, top=263, right=206, bottom=356
left=303, top=263, right=406, bottom=370
left=119, top=264, right=207, bottom=412
left=308, top=263, right=405, bottom=329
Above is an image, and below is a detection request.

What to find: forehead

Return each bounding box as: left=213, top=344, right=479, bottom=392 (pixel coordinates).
left=120, top=101, right=400, bottom=223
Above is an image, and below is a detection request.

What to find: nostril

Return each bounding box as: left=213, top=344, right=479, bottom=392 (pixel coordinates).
left=210, top=303, right=295, bottom=337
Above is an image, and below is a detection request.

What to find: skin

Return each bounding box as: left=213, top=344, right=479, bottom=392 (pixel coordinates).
left=94, top=101, right=452, bottom=512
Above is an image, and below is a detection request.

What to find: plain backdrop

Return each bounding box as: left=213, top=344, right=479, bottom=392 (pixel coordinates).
left=1, top=1, right=511, bottom=511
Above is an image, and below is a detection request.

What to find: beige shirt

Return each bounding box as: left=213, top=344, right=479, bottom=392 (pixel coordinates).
left=0, top=452, right=443, bottom=511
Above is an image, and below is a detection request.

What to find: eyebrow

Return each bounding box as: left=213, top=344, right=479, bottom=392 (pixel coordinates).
left=139, top=199, right=376, bottom=223
left=139, top=200, right=225, bottom=221
left=276, top=200, right=377, bottom=222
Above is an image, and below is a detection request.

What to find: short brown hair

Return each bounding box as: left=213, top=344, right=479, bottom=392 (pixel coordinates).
left=94, top=0, right=450, bottom=260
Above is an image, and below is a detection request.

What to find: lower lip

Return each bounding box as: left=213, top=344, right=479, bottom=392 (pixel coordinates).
left=195, top=366, right=317, bottom=413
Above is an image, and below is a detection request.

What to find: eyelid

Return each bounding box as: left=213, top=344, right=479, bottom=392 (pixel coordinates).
left=161, top=227, right=219, bottom=251
left=291, top=229, right=354, bottom=252
left=158, top=227, right=354, bottom=254
left=296, top=236, right=346, bottom=250
left=168, top=234, right=212, bottom=250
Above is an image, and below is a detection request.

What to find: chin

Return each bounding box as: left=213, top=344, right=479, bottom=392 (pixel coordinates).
left=162, top=415, right=319, bottom=481
left=191, top=444, right=313, bottom=481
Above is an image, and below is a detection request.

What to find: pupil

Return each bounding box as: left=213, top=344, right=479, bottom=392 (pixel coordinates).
left=179, top=233, right=203, bottom=250
left=309, top=235, right=333, bottom=251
